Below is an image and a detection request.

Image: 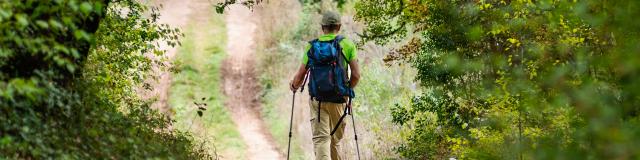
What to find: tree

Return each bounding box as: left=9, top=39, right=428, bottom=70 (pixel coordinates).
left=356, top=0, right=640, bottom=159
left=0, top=0, right=210, bottom=158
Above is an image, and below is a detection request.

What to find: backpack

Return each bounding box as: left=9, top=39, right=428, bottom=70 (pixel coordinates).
left=304, top=35, right=354, bottom=103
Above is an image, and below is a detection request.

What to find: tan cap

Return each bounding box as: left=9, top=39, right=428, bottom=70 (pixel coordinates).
left=321, top=11, right=341, bottom=25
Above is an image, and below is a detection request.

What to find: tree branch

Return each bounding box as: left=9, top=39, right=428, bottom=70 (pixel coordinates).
left=356, top=0, right=406, bottom=40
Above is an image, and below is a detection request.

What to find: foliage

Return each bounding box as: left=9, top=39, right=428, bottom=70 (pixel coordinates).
left=214, top=0, right=349, bottom=14
left=355, top=59, right=415, bottom=158
left=1, top=0, right=212, bottom=158
left=357, top=0, right=640, bottom=159
left=214, top=0, right=264, bottom=14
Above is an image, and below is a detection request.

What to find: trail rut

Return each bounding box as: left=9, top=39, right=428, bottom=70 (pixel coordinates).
left=221, top=5, right=284, bottom=160
left=149, top=1, right=283, bottom=159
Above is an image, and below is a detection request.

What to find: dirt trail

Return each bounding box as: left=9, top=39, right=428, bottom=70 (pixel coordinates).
left=143, top=0, right=200, bottom=114
left=221, top=5, right=284, bottom=160
left=148, top=0, right=283, bottom=159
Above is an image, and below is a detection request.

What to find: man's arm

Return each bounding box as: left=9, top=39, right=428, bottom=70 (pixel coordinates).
left=349, top=59, right=360, bottom=88
left=290, top=64, right=308, bottom=91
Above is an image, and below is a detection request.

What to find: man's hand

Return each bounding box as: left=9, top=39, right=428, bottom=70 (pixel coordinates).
left=290, top=64, right=308, bottom=92
left=289, top=81, right=298, bottom=92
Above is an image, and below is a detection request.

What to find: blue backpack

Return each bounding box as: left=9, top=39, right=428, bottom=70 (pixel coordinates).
left=303, top=35, right=354, bottom=103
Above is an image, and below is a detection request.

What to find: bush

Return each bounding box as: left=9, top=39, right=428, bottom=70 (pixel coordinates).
left=0, top=0, right=212, bottom=158
left=357, top=0, right=640, bottom=159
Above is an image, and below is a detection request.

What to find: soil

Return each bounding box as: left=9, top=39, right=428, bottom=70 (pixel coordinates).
left=148, top=0, right=283, bottom=159
left=220, top=4, right=284, bottom=160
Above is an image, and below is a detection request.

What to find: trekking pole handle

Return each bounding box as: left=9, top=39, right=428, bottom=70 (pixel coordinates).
left=300, top=69, right=310, bottom=92
left=347, top=97, right=353, bottom=115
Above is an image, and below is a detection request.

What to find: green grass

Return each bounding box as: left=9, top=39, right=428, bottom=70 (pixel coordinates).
left=168, top=10, right=246, bottom=159
left=257, top=22, right=309, bottom=160
left=354, top=59, right=416, bottom=158
left=262, top=88, right=306, bottom=160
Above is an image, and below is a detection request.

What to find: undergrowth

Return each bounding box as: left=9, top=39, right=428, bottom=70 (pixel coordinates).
left=1, top=0, right=214, bottom=159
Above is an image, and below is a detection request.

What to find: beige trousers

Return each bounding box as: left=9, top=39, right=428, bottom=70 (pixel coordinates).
left=309, top=99, right=346, bottom=160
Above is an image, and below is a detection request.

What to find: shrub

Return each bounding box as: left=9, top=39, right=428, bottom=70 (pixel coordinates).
left=0, top=0, right=211, bottom=159
left=357, top=0, right=640, bottom=159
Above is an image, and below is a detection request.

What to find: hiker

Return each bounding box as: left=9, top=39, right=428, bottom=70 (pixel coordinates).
left=289, top=11, right=361, bottom=160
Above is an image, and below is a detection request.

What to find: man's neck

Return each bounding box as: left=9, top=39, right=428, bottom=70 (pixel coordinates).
left=323, top=31, right=339, bottom=35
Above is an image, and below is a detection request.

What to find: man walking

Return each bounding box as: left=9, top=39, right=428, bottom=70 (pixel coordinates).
left=290, top=11, right=360, bottom=160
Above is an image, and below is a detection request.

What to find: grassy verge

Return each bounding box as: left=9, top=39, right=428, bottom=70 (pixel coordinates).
left=255, top=3, right=312, bottom=159
left=262, top=80, right=306, bottom=160
left=257, top=22, right=308, bottom=160
left=168, top=9, right=246, bottom=159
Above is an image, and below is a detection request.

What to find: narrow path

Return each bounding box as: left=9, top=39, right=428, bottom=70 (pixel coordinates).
left=221, top=5, right=284, bottom=160
left=144, top=0, right=197, bottom=114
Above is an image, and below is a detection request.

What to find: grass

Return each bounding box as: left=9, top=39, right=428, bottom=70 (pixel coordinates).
left=249, top=1, right=316, bottom=159
left=261, top=84, right=306, bottom=160
left=256, top=26, right=307, bottom=159
left=256, top=12, right=310, bottom=160
left=353, top=59, right=417, bottom=158
left=168, top=9, right=246, bottom=159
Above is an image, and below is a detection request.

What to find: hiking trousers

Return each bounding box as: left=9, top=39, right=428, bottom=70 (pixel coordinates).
left=309, top=99, right=346, bottom=160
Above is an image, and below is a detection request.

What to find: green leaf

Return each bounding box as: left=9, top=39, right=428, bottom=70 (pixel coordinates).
left=467, top=25, right=483, bottom=41
left=35, top=20, right=49, bottom=28
left=0, top=8, right=12, bottom=19
left=74, top=30, right=91, bottom=41
left=66, top=64, right=76, bottom=73
left=80, top=2, right=93, bottom=14
left=0, top=136, right=12, bottom=145
left=15, top=14, right=28, bottom=26
left=49, top=19, right=63, bottom=29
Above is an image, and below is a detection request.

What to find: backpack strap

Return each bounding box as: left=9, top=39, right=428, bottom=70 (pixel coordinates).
left=333, top=35, right=351, bottom=88
left=333, top=35, right=349, bottom=63
left=331, top=97, right=351, bottom=135
left=306, top=39, right=320, bottom=68
left=307, top=36, right=349, bottom=64
left=317, top=101, right=322, bottom=122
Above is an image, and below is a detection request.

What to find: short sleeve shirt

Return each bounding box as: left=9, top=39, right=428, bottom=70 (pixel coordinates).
left=302, top=33, right=357, bottom=66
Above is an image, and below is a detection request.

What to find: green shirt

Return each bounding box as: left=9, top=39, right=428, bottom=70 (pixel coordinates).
left=302, top=33, right=357, bottom=66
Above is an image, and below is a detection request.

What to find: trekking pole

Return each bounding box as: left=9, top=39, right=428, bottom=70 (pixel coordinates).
left=287, top=71, right=309, bottom=160
left=348, top=98, right=362, bottom=160
left=286, top=91, right=295, bottom=160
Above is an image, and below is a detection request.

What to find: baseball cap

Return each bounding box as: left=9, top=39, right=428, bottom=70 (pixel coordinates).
left=321, top=11, right=341, bottom=26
